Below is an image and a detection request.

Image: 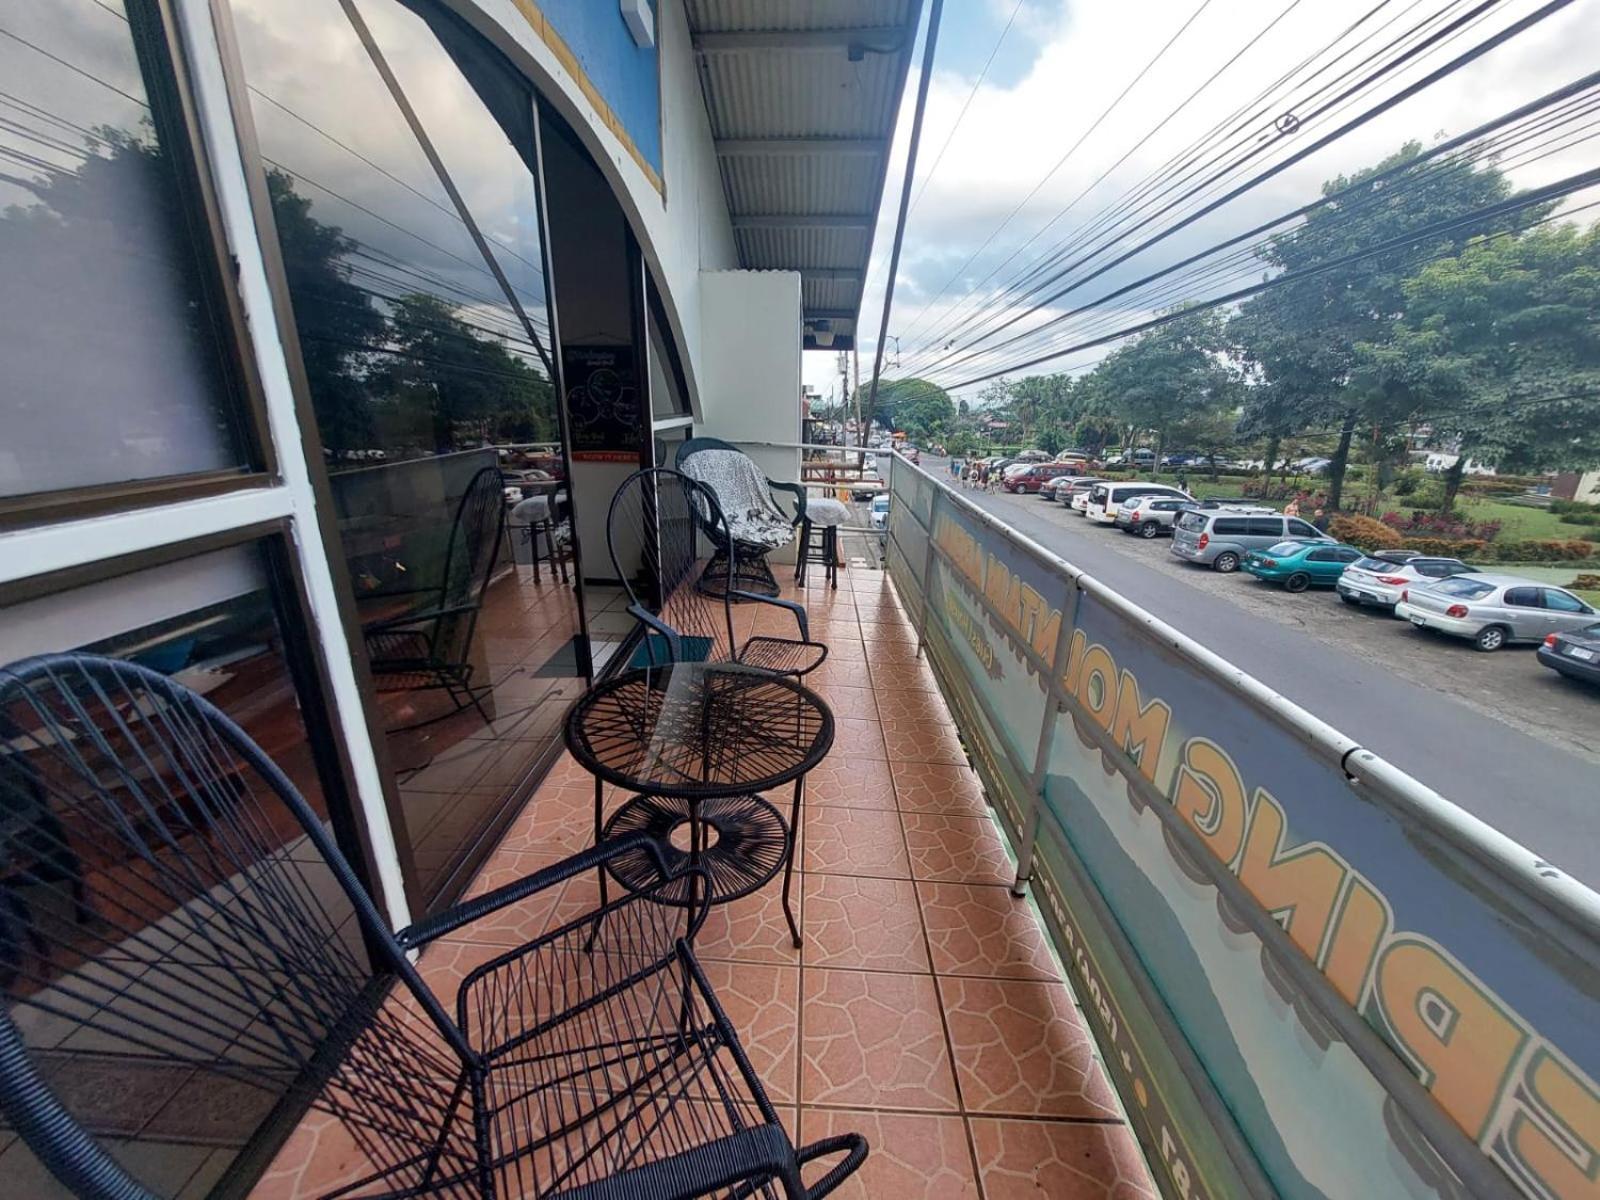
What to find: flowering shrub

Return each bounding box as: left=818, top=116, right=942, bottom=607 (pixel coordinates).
left=1380, top=509, right=1502, bottom=541
left=1329, top=514, right=1404, bottom=551
left=1488, top=539, right=1596, bottom=563
left=1399, top=536, right=1488, bottom=558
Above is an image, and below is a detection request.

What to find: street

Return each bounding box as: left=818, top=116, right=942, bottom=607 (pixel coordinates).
left=919, top=458, right=1600, bottom=890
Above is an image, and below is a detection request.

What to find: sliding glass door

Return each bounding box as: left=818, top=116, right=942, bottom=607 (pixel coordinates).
left=229, top=0, right=586, bottom=906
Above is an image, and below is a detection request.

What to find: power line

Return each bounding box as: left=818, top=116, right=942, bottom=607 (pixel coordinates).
left=923, top=72, right=1600, bottom=381
left=891, top=0, right=1217, bottom=345
left=939, top=167, right=1600, bottom=390
left=900, top=0, right=1503, bottom=375
left=909, top=0, right=1577, bottom=381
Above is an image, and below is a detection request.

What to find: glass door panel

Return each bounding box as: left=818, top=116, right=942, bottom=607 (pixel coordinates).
left=230, top=0, right=584, bottom=904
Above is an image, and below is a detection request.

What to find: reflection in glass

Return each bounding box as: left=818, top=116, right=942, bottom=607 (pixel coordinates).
left=0, top=546, right=365, bottom=1195
left=0, top=0, right=249, bottom=499
left=232, top=0, right=583, bottom=904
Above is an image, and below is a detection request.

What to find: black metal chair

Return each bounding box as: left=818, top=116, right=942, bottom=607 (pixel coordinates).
left=0, top=654, right=866, bottom=1199
left=361, top=466, right=505, bottom=725
left=675, top=439, right=804, bottom=600
left=607, top=467, right=826, bottom=679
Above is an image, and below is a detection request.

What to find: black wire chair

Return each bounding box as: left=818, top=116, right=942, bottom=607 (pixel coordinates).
left=608, top=468, right=826, bottom=679
left=0, top=654, right=866, bottom=1199
left=675, top=439, right=804, bottom=601
left=361, top=466, right=506, bottom=726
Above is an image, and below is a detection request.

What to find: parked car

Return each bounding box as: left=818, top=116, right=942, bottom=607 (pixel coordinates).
left=1538, top=622, right=1600, bottom=685
left=1292, top=456, right=1333, bottom=474
left=1243, top=541, right=1364, bottom=591
left=1013, top=449, right=1050, bottom=463
left=1103, top=448, right=1156, bottom=469
left=1114, top=497, right=1193, bottom=538
left=1004, top=462, right=1083, bottom=494
left=1054, top=450, right=1095, bottom=467
left=1065, top=478, right=1108, bottom=512
left=1336, top=553, right=1476, bottom=609
left=1170, top=508, right=1330, bottom=572
left=1396, top=575, right=1598, bottom=651
left=1084, top=481, right=1193, bottom=524
left=869, top=493, right=890, bottom=531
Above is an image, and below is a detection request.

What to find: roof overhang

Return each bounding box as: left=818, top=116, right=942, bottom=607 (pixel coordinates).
left=685, top=1, right=926, bottom=352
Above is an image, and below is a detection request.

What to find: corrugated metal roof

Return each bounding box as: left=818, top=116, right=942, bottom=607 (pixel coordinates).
left=687, top=0, right=925, bottom=349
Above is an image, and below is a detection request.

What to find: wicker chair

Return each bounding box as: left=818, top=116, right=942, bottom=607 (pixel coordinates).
left=675, top=439, right=804, bottom=600
left=0, top=654, right=866, bottom=1199
left=608, top=468, right=826, bottom=679
left=361, top=465, right=505, bottom=725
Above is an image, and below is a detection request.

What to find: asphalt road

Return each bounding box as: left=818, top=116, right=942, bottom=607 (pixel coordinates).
left=919, top=458, right=1600, bottom=890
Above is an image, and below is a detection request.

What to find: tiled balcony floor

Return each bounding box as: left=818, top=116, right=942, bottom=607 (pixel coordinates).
left=258, top=564, right=1156, bottom=1199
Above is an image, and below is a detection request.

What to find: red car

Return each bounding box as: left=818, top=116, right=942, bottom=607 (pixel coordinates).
left=1003, top=462, right=1081, bottom=494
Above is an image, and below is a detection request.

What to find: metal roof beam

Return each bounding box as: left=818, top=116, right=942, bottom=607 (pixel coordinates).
left=733, top=214, right=875, bottom=230
left=804, top=309, right=860, bottom=321
left=693, top=27, right=906, bottom=53
left=801, top=268, right=863, bottom=281
left=715, top=137, right=887, bottom=157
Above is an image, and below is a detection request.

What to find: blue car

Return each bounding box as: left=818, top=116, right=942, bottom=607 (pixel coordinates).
left=1242, top=540, right=1364, bottom=592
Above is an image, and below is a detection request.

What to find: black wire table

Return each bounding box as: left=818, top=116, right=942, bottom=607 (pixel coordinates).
left=565, top=662, right=834, bottom=948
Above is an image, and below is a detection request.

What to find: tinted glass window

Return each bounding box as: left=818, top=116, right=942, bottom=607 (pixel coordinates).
left=1432, top=578, right=1495, bottom=599
left=1286, top=519, right=1322, bottom=537
left=1504, top=587, right=1542, bottom=608
left=1354, top=557, right=1392, bottom=572
left=1266, top=541, right=1304, bottom=555
left=1246, top=517, right=1284, bottom=536
left=1, top=0, right=250, bottom=500
left=1089, top=486, right=1107, bottom=503
left=1306, top=548, right=1338, bottom=561
left=1177, top=512, right=1207, bottom=531
left=1212, top=519, right=1250, bottom=535
left=235, top=0, right=576, bottom=906
left=1544, top=589, right=1587, bottom=613
left=1335, top=548, right=1361, bottom=562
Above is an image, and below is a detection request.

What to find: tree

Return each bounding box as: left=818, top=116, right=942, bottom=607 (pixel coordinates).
left=855, top=377, right=955, bottom=442
left=1087, top=306, right=1239, bottom=474
left=1231, top=144, right=1544, bottom=508
left=1375, top=221, right=1600, bottom=509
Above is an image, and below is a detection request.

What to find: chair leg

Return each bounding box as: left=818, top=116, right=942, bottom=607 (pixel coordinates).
left=530, top=520, right=543, bottom=585
left=551, top=521, right=570, bottom=584
left=781, top=777, right=803, bottom=949
left=587, top=775, right=608, bottom=954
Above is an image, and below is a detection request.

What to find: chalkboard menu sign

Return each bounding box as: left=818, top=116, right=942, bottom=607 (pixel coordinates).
left=563, top=345, right=641, bottom=463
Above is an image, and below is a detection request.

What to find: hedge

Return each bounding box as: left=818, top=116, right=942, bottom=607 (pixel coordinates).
left=1571, top=574, right=1600, bottom=591
left=1483, top=539, right=1597, bottom=562
left=1459, top=479, right=1529, bottom=497
left=1558, top=511, right=1600, bottom=528
left=1328, top=514, right=1404, bottom=551
left=1399, top=536, right=1489, bottom=558
left=1551, top=498, right=1600, bottom=515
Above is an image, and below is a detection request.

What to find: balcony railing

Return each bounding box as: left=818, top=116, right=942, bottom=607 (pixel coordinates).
left=883, top=453, right=1600, bottom=1200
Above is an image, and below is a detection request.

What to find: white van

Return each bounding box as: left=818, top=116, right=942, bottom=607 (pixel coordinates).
left=1084, top=481, right=1192, bottom=524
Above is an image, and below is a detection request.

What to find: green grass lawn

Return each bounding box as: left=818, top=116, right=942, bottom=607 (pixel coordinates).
left=1456, top=498, right=1581, bottom=541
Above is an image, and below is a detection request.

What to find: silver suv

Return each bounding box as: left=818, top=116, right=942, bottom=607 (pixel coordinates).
left=1170, top=508, right=1330, bottom=572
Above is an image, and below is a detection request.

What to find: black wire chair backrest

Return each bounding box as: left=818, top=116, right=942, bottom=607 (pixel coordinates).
left=607, top=468, right=737, bottom=667
left=430, top=466, right=507, bottom=662
left=0, top=655, right=474, bottom=1200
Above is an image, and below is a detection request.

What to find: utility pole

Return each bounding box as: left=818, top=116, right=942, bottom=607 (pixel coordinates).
left=853, top=343, right=863, bottom=447
left=866, top=0, right=944, bottom=450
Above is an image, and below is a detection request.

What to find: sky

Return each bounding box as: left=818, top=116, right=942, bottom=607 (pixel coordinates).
left=806, top=0, right=1600, bottom=404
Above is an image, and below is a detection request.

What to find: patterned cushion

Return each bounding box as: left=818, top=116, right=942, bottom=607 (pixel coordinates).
left=804, top=498, right=851, bottom=527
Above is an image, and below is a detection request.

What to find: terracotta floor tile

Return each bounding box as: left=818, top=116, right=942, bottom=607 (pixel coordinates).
left=694, top=883, right=800, bottom=966
left=451, top=850, right=570, bottom=946
left=821, top=638, right=869, bottom=661
left=493, top=784, right=598, bottom=859
left=940, top=977, right=1119, bottom=1118
left=807, top=685, right=880, bottom=721
left=881, top=715, right=967, bottom=765
left=919, top=882, right=1060, bottom=980
left=800, top=969, right=957, bottom=1111
left=892, top=761, right=988, bottom=816
left=799, top=1109, right=979, bottom=1200
left=253, top=1110, right=375, bottom=1200
left=969, top=1118, right=1156, bottom=1199
left=902, top=813, right=1014, bottom=885
left=804, top=807, right=911, bottom=879
left=867, top=658, right=942, bottom=693
left=697, top=961, right=799, bottom=1103
left=802, top=756, right=897, bottom=810
left=828, top=716, right=888, bottom=760
left=803, top=875, right=930, bottom=973
left=859, top=620, right=918, bottom=644
left=805, top=658, right=882, bottom=692
left=873, top=688, right=952, bottom=725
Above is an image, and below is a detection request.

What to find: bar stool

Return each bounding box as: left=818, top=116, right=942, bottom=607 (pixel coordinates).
left=794, top=496, right=850, bottom=589
left=509, top=493, right=568, bottom=585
